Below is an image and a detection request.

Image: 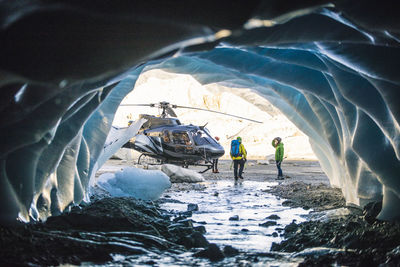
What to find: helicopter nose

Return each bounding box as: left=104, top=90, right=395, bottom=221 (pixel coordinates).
left=211, top=148, right=225, bottom=158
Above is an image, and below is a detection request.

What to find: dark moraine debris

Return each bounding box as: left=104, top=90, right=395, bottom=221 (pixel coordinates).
left=0, top=197, right=204, bottom=266
left=229, top=215, right=239, bottom=221
left=194, top=243, right=225, bottom=261
left=223, top=245, right=240, bottom=256
left=268, top=183, right=400, bottom=266
left=265, top=181, right=346, bottom=211
left=259, top=221, right=277, bottom=227
left=266, top=214, right=281, bottom=220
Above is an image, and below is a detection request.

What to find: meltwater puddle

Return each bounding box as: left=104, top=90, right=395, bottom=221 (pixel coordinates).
left=161, top=180, right=310, bottom=253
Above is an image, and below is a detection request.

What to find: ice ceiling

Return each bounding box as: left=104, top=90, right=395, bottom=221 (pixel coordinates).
left=1, top=0, right=399, bottom=224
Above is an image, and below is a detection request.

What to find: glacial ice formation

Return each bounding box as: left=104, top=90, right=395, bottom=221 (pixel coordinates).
left=161, top=164, right=205, bottom=183
left=0, top=1, right=399, bottom=223
left=97, top=167, right=171, bottom=201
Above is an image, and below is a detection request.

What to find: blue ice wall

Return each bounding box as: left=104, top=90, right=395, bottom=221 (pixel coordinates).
left=0, top=1, right=399, bottom=223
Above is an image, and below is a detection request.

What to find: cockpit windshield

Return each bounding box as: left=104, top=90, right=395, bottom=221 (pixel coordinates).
left=190, top=129, right=216, bottom=146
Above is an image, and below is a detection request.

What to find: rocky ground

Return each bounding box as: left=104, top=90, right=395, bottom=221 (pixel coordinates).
left=264, top=182, right=400, bottom=266
left=188, top=160, right=400, bottom=266
left=0, top=197, right=197, bottom=266
left=1, top=159, right=400, bottom=266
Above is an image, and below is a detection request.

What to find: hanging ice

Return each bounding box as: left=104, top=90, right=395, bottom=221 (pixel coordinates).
left=0, top=0, right=399, bottom=223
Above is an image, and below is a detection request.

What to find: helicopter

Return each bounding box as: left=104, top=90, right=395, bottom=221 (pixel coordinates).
left=120, top=101, right=262, bottom=173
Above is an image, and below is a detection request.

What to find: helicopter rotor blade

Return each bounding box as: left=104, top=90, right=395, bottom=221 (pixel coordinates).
left=120, top=103, right=157, bottom=107
left=174, top=105, right=263, bottom=123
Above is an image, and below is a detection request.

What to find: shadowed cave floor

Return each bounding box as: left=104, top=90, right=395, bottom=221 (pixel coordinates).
left=1, top=160, right=400, bottom=266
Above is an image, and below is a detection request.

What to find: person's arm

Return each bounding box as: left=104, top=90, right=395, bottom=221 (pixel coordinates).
left=277, top=144, right=284, bottom=161
left=241, top=144, right=247, bottom=160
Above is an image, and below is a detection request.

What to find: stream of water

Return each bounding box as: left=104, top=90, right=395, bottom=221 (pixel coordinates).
left=161, top=180, right=310, bottom=253
left=85, top=180, right=310, bottom=266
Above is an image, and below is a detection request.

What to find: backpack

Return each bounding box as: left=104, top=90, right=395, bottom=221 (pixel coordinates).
left=230, top=139, right=240, bottom=157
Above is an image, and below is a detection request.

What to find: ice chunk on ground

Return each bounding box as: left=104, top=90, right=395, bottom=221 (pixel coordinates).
left=96, top=167, right=171, bottom=200
left=161, top=164, right=205, bottom=183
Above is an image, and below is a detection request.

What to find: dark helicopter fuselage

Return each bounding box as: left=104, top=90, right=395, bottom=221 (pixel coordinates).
left=124, top=115, right=225, bottom=166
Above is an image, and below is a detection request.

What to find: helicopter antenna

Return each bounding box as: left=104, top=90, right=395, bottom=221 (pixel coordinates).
left=120, top=102, right=263, bottom=123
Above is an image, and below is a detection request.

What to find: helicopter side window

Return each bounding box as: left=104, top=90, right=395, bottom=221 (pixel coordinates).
left=172, top=132, right=192, bottom=146
left=162, top=130, right=170, bottom=143
left=182, top=133, right=192, bottom=146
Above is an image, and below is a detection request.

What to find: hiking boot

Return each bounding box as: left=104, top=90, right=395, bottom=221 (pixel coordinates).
left=276, top=176, right=284, bottom=180
left=239, top=176, right=244, bottom=179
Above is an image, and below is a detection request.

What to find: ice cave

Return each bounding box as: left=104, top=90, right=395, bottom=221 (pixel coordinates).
left=0, top=0, right=399, bottom=226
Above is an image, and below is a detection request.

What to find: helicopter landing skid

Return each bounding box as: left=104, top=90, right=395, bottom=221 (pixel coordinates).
left=198, top=164, right=213, bottom=174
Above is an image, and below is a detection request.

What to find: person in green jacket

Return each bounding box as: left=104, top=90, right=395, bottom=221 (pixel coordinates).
left=272, top=137, right=284, bottom=180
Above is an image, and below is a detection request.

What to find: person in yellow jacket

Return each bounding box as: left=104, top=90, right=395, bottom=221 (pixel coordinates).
left=230, top=136, right=247, bottom=180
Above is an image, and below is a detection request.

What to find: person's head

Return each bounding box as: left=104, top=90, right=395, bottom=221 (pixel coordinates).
left=237, top=136, right=242, bottom=143
left=273, top=137, right=281, bottom=145
left=215, top=136, right=220, bottom=141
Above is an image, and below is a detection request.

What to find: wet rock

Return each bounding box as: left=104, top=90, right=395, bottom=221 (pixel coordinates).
left=194, top=225, right=206, bottom=234
left=266, top=182, right=345, bottom=211
left=191, top=232, right=209, bottom=248
left=272, top=232, right=278, bottom=237
left=0, top=197, right=200, bottom=266
left=266, top=214, right=280, bottom=220
left=180, top=211, right=193, bottom=217
left=213, top=191, right=219, bottom=197
left=386, top=245, right=400, bottom=264
left=223, top=245, right=239, bottom=256
left=284, top=222, right=299, bottom=234
left=187, top=203, right=199, bottom=212
left=343, top=233, right=361, bottom=249
left=173, top=213, right=191, bottom=222
left=282, top=200, right=294, bottom=206
left=179, top=232, right=209, bottom=249
left=363, top=201, right=382, bottom=224
left=259, top=221, right=277, bottom=227
left=175, top=219, right=194, bottom=227
left=241, top=228, right=249, bottom=232
left=345, top=221, right=361, bottom=231
left=229, top=215, right=239, bottom=221
left=194, top=243, right=225, bottom=261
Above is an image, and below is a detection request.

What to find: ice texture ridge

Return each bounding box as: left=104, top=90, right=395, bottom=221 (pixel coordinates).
left=0, top=0, right=399, bottom=223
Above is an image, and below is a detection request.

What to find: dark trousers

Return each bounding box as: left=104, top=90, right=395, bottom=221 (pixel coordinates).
left=276, top=160, right=283, bottom=177
left=233, top=159, right=245, bottom=178
left=212, top=159, right=219, bottom=171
